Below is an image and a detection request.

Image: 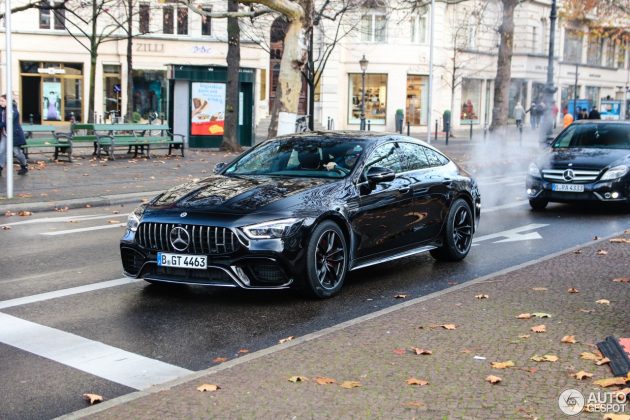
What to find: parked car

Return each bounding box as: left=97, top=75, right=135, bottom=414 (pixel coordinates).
left=527, top=120, right=630, bottom=210
left=120, top=132, right=481, bottom=298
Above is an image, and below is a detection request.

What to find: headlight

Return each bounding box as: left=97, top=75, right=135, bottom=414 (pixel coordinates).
left=528, top=163, right=541, bottom=177
left=126, top=205, right=146, bottom=232
left=242, top=218, right=303, bottom=239
left=600, top=165, right=628, bottom=181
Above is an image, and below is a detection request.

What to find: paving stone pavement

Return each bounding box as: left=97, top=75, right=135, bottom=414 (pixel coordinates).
left=69, top=233, right=630, bottom=419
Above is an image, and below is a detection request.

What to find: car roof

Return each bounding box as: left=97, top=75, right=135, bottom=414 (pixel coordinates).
left=271, top=130, right=434, bottom=147
left=571, top=120, right=630, bottom=125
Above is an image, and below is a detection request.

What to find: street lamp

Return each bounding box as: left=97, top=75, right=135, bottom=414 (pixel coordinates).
left=542, top=0, right=558, bottom=139
left=359, top=55, right=368, bottom=131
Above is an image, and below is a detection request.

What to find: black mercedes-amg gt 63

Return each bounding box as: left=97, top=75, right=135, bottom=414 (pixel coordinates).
left=120, top=132, right=480, bottom=298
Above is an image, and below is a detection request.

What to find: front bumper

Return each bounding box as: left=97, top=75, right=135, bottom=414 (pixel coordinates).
left=120, top=228, right=308, bottom=290
left=526, top=176, right=630, bottom=203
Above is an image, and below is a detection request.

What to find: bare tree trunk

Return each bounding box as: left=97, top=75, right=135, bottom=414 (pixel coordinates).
left=223, top=0, right=242, bottom=152
left=88, top=52, right=97, bottom=123
left=489, top=0, right=517, bottom=132
left=267, top=2, right=308, bottom=138
left=126, top=0, right=134, bottom=122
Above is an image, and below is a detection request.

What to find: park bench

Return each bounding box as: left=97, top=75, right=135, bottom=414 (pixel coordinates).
left=21, top=124, right=73, bottom=162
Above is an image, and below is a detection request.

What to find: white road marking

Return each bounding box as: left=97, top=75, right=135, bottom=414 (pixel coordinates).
left=483, top=201, right=528, bottom=213
left=473, top=223, right=549, bottom=245
left=41, top=223, right=127, bottom=236
left=0, top=278, right=139, bottom=310
left=1, top=214, right=124, bottom=227
left=0, top=313, right=192, bottom=390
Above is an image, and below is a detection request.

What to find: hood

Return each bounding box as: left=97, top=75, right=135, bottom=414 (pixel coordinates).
left=540, top=148, right=630, bottom=171
left=148, top=175, right=337, bottom=214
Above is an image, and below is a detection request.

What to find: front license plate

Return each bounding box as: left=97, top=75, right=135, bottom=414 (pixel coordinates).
left=157, top=252, right=207, bottom=270
left=552, top=183, right=585, bottom=192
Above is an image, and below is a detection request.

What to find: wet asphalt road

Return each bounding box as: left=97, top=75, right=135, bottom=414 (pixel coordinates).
left=1, top=172, right=630, bottom=419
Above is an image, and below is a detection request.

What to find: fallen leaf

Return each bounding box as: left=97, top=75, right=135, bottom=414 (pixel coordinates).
left=517, top=313, right=532, bottom=319
left=392, top=348, right=407, bottom=356
left=107, top=220, right=121, bottom=224
left=593, top=236, right=600, bottom=240
left=288, top=376, right=308, bottom=383
left=17, top=211, right=32, bottom=217
left=4, top=211, right=16, bottom=217
left=85, top=204, right=92, bottom=208
left=532, top=287, right=547, bottom=291
left=475, top=294, right=489, bottom=299
left=460, top=349, right=472, bottom=353
left=573, top=371, right=593, bottom=380
left=596, top=249, right=608, bottom=256
left=491, top=360, right=515, bottom=369
left=561, top=335, right=577, bottom=344
left=593, top=377, right=627, bottom=388
left=411, top=347, right=432, bottom=355
left=612, top=277, right=630, bottom=283
left=531, top=325, right=546, bottom=333
left=612, top=388, right=630, bottom=399
left=1, top=226, right=11, bottom=230
left=518, top=334, right=531, bottom=339
left=402, top=401, right=426, bottom=409
left=212, top=357, right=227, bottom=363
left=602, top=414, right=630, bottom=420
left=238, top=349, right=249, bottom=354
left=112, top=210, right=120, bottom=214
left=406, top=378, right=429, bottom=386
left=609, top=237, right=630, bottom=244
left=573, top=249, right=583, bottom=254
left=485, top=375, right=502, bottom=384
left=596, top=299, right=611, bottom=305
left=580, top=309, right=595, bottom=313
left=279, top=336, right=294, bottom=344
left=532, top=312, right=552, bottom=318
left=530, top=354, right=559, bottom=362
left=567, top=287, right=579, bottom=293
left=340, top=380, right=361, bottom=389
left=196, top=384, right=220, bottom=392
left=596, top=357, right=611, bottom=366
left=82, top=393, right=103, bottom=405
left=314, top=376, right=336, bottom=385
left=441, top=324, right=457, bottom=330
left=581, top=352, right=603, bottom=361
left=394, top=294, right=408, bottom=299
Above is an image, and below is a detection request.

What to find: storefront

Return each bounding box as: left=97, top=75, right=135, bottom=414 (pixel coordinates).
left=19, top=61, right=83, bottom=124
left=132, top=69, right=168, bottom=121
left=348, top=73, right=387, bottom=126
left=168, top=65, right=255, bottom=147
left=405, top=75, right=428, bottom=125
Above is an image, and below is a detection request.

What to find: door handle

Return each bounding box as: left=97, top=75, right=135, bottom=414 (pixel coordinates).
left=398, top=187, right=410, bottom=194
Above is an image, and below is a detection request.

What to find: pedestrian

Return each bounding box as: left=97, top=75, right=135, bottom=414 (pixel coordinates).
left=588, top=106, right=601, bottom=120
left=563, top=109, right=574, bottom=128
left=0, top=94, right=28, bottom=176
left=526, top=102, right=537, bottom=128
left=513, top=101, right=525, bottom=129
left=580, top=107, right=589, bottom=120
left=551, top=101, right=559, bottom=128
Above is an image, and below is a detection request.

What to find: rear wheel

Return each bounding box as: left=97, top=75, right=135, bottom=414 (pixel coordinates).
left=529, top=198, right=548, bottom=211
left=430, top=199, right=473, bottom=262
left=301, top=221, right=348, bottom=299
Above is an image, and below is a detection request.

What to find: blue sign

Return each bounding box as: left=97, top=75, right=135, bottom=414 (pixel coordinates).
left=567, top=99, right=591, bottom=116
left=113, top=84, right=121, bottom=93
left=600, top=100, right=621, bottom=120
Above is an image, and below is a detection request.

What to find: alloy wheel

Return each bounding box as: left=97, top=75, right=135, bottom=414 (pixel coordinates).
left=452, top=206, right=473, bottom=253
left=314, top=230, right=346, bottom=290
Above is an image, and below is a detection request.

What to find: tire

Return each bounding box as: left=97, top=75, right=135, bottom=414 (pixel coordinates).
left=300, top=220, right=348, bottom=299
left=529, top=198, right=548, bottom=211
left=430, top=199, right=474, bottom=262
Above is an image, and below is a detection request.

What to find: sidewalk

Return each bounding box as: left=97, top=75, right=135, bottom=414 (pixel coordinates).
left=66, top=231, right=630, bottom=419
left=0, top=132, right=540, bottom=214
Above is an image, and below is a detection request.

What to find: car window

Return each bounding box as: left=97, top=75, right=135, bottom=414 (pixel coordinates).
left=553, top=123, right=630, bottom=149
left=398, top=142, right=431, bottom=171
left=425, top=148, right=449, bottom=166
left=364, top=143, right=404, bottom=174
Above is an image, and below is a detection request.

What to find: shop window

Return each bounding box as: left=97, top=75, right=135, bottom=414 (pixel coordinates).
left=260, top=68, right=267, bottom=101
left=585, top=86, right=600, bottom=105
left=39, top=7, right=51, bottom=29
left=360, top=11, right=387, bottom=43
left=587, top=34, right=603, bottom=66
left=42, top=78, right=62, bottom=122
left=201, top=7, right=212, bottom=36
left=348, top=73, right=387, bottom=125
left=405, top=75, right=428, bottom=126
left=177, top=7, right=188, bottom=35
left=132, top=70, right=167, bottom=119
left=605, top=40, right=615, bottom=67
left=561, top=85, right=581, bottom=113
left=410, top=14, right=426, bottom=43
left=64, top=78, right=82, bottom=122
left=617, top=43, right=626, bottom=69
left=460, top=78, right=482, bottom=124
left=53, top=3, right=65, bottom=30
left=563, top=29, right=582, bottom=63
left=103, top=65, right=121, bottom=119
left=139, top=4, right=150, bottom=34
left=508, top=79, right=527, bottom=119
left=163, top=6, right=174, bottom=34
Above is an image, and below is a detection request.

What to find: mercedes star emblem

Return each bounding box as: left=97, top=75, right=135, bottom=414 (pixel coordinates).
left=180, top=212, right=188, bottom=218
left=170, top=227, right=190, bottom=251
left=563, top=169, right=575, bottom=182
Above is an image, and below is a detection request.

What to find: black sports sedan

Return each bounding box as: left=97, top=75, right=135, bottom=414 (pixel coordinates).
left=120, top=132, right=480, bottom=298
left=527, top=121, right=630, bottom=210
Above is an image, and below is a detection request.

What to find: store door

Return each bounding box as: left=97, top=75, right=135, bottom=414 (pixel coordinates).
left=238, top=83, right=253, bottom=146
left=21, top=76, right=41, bottom=124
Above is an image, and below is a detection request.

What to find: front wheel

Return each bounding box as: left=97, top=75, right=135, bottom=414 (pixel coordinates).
left=529, top=198, right=548, bottom=211
left=430, top=199, right=474, bottom=262
left=300, top=221, right=348, bottom=299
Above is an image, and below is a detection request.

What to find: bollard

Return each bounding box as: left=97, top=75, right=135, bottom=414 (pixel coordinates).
left=367, top=120, right=371, bottom=131
left=29, top=114, right=34, bottom=125
left=70, top=112, right=76, bottom=124
left=469, top=123, right=473, bottom=141
left=407, top=121, right=410, bottom=136
left=483, top=122, right=488, bottom=142
left=445, top=130, right=450, bottom=146
left=327, top=116, right=331, bottom=130
left=435, top=119, right=438, bottom=142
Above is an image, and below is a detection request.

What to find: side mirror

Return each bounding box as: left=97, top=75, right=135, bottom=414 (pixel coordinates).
left=366, top=166, right=395, bottom=185
left=544, top=135, right=555, bottom=146
left=213, top=162, right=227, bottom=174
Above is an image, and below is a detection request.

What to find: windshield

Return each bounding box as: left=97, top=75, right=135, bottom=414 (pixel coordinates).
left=552, top=123, right=630, bottom=149
left=224, top=137, right=365, bottom=178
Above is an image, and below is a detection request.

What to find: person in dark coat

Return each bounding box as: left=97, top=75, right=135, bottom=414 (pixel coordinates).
left=588, top=106, right=601, bottom=120
left=0, top=94, right=28, bottom=176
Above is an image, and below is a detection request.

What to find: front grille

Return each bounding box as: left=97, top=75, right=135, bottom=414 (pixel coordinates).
left=542, top=169, right=601, bottom=183
left=145, top=265, right=235, bottom=285
left=136, top=222, right=240, bottom=254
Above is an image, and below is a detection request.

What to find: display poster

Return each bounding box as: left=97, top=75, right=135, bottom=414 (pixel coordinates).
left=460, top=79, right=482, bottom=124
left=42, top=81, right=62, bottom=121
left=191, top=82, right=225, bottom=136
left=600, top=100, right=622, bottom=120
